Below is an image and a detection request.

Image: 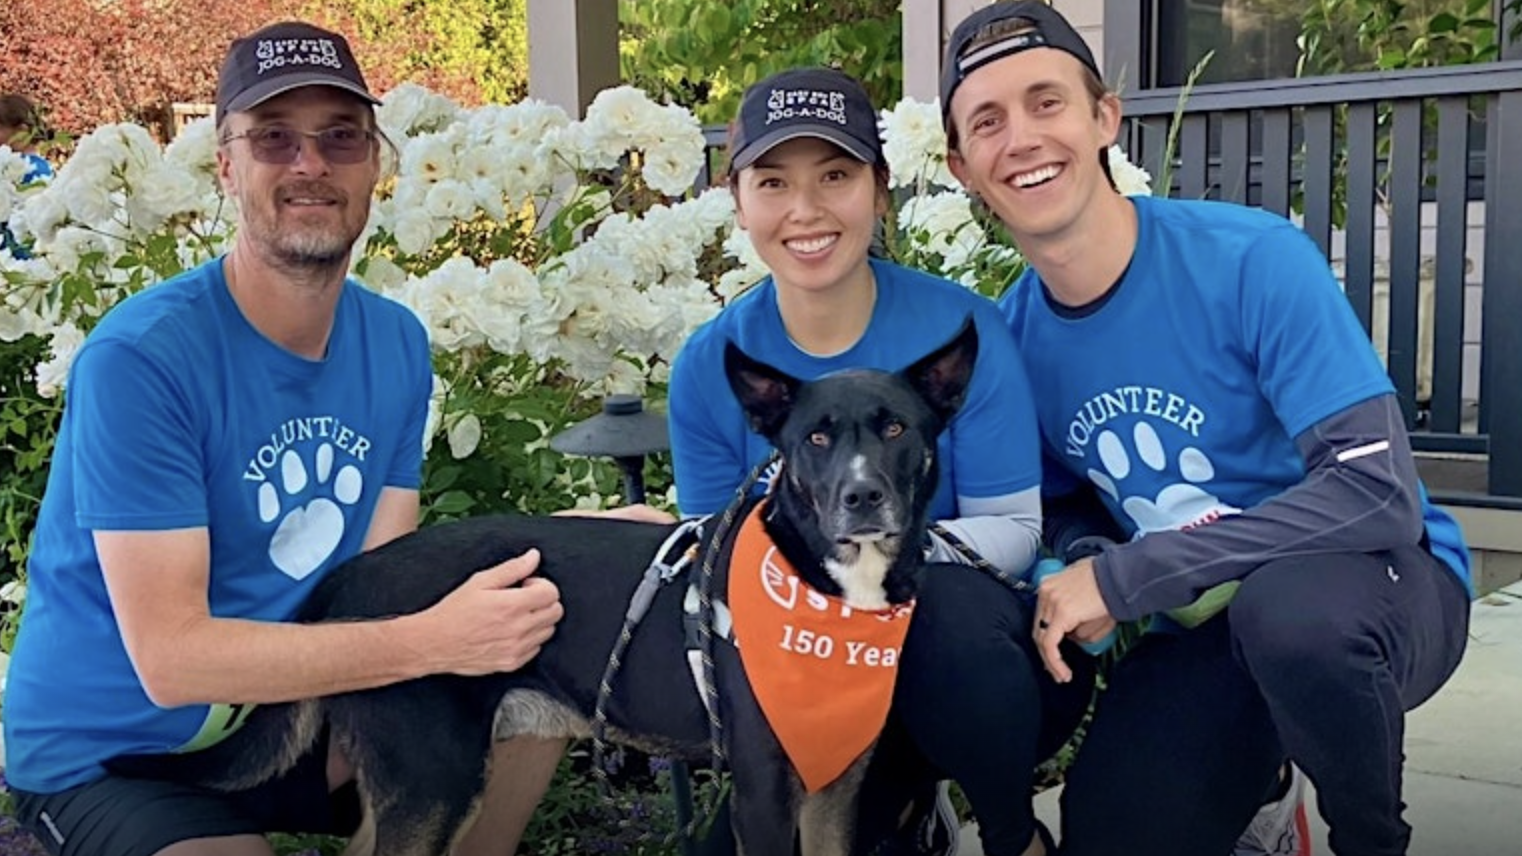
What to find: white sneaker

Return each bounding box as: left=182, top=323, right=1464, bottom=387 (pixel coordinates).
left=1232, top=763, right=1311, bottom=856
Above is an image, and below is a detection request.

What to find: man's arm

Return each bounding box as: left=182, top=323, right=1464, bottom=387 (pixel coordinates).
left=363, top=485, right=421, bottom=550
left=98, top=525, right=561, bottom=709
left=1093, top=394, right=1424, bottom=620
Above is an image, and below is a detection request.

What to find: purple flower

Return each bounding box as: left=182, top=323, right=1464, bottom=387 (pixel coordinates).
left=0, top=816, right=50, bottom=856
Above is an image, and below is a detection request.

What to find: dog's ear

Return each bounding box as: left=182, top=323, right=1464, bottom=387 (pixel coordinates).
left=724, top=341, right=801, bottom=439
left=904, top=316, right=979, bottom=424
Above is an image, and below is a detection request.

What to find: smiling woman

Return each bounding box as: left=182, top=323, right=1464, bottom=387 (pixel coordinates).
left=667, top=65, right=1091, bottom=856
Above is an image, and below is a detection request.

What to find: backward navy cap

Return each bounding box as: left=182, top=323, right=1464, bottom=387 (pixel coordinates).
left=939, top=1, right=1101, bottom=125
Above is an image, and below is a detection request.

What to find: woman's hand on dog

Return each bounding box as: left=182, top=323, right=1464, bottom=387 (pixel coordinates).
left=1033, top=558, right=1113, bottom=683
left=416, top=549, right=566, bottom=676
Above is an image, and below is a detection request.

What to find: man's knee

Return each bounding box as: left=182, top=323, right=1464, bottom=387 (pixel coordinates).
left=1229, top=557, right=1375, bottom=678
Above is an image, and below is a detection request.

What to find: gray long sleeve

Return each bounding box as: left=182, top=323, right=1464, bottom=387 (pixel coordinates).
left=925, top=485, right=1044, bottom=577
left=1094, top=394, right=1425, bottom=620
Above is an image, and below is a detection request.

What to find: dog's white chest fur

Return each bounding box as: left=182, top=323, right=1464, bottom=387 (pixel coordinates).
left=825, top=542, right=893, bottom=611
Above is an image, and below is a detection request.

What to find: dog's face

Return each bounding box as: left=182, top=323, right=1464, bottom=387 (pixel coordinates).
left=724, top=319, right=979, bottom=607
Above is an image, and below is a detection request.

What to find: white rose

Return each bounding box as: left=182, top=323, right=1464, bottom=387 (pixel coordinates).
left=1109, top=145, right=1153, bottom=196
left=392, top=210, right=439, bottom=257
left=400, top=133, right=460, bottom=185
left=379, top=83, right=461, bottom=138
left=164, top=117, right=220, bottom=178
left=356, top=255, right=409, bottom=294
left=447, top=412, right=483, bottom=459
left=424, top=179, right=476, bottom=221
left=880, top=98, right=957, bottom=190
left=35, top=321, right=85, bottom=398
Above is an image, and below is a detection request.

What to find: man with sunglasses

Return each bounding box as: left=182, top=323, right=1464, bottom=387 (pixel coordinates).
left=3, top=21, right=565, bottom=856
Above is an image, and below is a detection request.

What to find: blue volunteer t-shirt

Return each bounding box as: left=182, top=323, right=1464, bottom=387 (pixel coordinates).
left=21, top=153, right=51, bottom=184
left=1002, top=194, right=1471, bottom=590
left=669, top=257, right=1042, bottom=519
left=3, top=257, right=433, bottom=793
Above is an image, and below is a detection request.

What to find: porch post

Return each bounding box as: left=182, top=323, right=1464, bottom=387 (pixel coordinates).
left=1483, top=8, right=1522, bottom=496
left=526, top=0, right=619, bottom=119
left=1102, top=0, right=1144, bottom=89
left=902, top=0, right=986, bottom=102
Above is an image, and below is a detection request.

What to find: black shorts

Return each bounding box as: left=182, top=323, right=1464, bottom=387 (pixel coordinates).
left=10, top=732, right=361, bottom=856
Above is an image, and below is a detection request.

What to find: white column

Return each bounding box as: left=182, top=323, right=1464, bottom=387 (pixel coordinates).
left=1052, top=0, right=1105, bottom=75
left=902, top=0, right=987, bottom=102
left=526, top=0, right=619, bottom=119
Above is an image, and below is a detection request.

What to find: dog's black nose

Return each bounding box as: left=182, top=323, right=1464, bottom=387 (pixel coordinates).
left=840, top=481, right=886, bottom=511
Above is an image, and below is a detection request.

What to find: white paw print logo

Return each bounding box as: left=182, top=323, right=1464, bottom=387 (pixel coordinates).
left=260, top=443, right=363, bottom=580
left=1086, top=422, right=1239, bottom=536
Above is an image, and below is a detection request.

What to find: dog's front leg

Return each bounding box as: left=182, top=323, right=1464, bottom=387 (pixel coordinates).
left=727, top=726, right=803, bottom=856
left=797, top=745, right=874, bottom=856
left=721, top=646, right=801, bottom=856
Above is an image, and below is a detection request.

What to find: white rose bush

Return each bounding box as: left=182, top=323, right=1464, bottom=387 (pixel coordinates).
left=0, top=85, right=1149, bottom=634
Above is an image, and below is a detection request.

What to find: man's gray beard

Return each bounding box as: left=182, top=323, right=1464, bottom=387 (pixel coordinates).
left=272, top=229, right=356, bottom=269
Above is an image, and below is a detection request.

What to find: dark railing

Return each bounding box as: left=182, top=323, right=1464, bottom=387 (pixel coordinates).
left=695, top=125, right=731, bottom=192
left=1122, top=62, right=1522, bottom=499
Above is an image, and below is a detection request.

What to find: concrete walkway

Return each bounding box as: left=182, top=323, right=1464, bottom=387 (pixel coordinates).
left=961, top=581, right=1522, bottom=855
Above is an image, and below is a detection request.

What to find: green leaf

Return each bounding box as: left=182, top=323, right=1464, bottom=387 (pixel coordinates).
left=428, top=489, right=476, bottom=516
left=705, top=5, right=732, bottom=41
left=495, top=418, right=542, bottom=445
left=425, top=464, right=462, bottom=491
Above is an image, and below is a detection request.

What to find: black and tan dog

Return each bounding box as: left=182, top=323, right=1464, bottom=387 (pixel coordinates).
left=119, top=322, right=978, bottom=856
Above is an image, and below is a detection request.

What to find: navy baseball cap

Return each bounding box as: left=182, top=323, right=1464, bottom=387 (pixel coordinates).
left=940, top=1, right=1102, bottom=124
left=728, top=67, right=884, bottom=174
left=216, top=21, right=380, bottom=126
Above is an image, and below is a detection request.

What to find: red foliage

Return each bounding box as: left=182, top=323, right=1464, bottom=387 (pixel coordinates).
left=0, top=0, right=481, bottom=140
left=0, top=0, right=295, bottom=135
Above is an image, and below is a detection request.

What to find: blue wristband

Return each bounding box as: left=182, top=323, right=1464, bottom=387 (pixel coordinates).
left=1032, top=558, right=1117, bottom=656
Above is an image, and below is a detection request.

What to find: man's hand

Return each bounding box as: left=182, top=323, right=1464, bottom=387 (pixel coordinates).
left=553, top=503, right=677, bottom=524
left=1033, top=558, right=1113, bottom=683
left=420, top=549, right=564, bottom=676
left=1070, top=615, right=1118, bottom=646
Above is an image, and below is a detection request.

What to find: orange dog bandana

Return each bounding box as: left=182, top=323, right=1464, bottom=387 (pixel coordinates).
left=728, top=503, right=915, bottom=793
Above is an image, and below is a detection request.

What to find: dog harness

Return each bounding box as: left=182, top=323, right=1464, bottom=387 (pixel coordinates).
left=727, top=502, right=915, bottom=793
